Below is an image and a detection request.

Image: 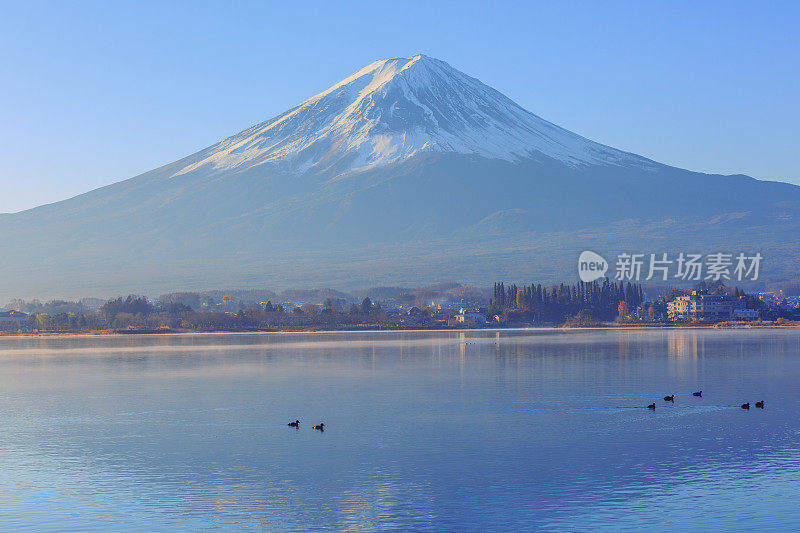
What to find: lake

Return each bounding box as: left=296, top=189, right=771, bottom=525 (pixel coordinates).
left=0, top=329, right=798, bottom=531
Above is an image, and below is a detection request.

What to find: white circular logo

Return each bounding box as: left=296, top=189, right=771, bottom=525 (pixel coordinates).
left=578, top=251, right=608, bottom=282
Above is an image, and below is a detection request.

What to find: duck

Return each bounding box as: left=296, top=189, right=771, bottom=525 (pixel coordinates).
left=647, top=403, right=656, bottom=410
left=663, top=395, right=675, bottom=402
left=693, top=391, right=702, bottom=397
left=313, top=423, right=325, bottom=431
left=287, top=420, right=299, bottom=427
left=755, top=400, right=764, bottom=409
left=741, top=402, right=750, bottom=410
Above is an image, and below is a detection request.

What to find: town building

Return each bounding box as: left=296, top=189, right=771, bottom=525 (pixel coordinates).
left=455, top=308, right=486, bottom=327
left=0, top=310, right=29, bottom=324
left=667, top=290, right=748, bottom=322
left=732, top=308, right=759, bottom=320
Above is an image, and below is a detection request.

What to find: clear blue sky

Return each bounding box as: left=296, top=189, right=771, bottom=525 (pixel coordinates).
left=1, top=0, right=798, bottom=213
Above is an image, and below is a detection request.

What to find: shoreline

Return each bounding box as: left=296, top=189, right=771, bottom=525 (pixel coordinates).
left=1, top=321, right=798, bottom=339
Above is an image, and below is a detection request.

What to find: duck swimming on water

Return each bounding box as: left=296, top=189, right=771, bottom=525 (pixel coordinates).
left=693, top=391, right=702, bottom=397
left=288, top=420, right=299, bottom=427
left=313, top=423, right=325, bottom=431
left=741, top=402, right=750, bottom=410
left=755, top=401, right=764, bottom=409
left=647, top=403, right=656, bottom=410
left=664, top=395, right=675, bottom=402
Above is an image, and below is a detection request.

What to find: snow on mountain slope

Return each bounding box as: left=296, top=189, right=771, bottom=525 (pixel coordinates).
left=171, top=54, right=656, bottom=179
left=4, top=54, right=800, bottom=300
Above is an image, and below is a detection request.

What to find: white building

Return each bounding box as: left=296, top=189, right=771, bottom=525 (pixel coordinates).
left=455, top=308, right=486, bottom=327
left=667, top=291, right=747, bottom=322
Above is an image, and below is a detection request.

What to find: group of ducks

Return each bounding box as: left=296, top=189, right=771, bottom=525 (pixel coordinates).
left=647, top=391, right=764, bottom=410
left=741, top=401, right=765, bottom=410
left=287, top=420, right=325, bottom=431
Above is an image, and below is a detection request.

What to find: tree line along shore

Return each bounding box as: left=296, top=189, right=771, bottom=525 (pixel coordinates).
left=1, top=280, right=797, bottom=335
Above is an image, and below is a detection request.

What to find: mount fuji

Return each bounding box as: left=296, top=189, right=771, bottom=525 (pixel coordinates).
left=1, top=54, right=799, bottom=299
left=170, top=54, right=654, bottom=177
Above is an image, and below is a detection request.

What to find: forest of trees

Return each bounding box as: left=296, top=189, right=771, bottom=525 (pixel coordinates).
left=0, top=295, right=405, bottom=333
left=489, top=280, right=646, bottom=323
left=2, top=279, right=794, bottom=334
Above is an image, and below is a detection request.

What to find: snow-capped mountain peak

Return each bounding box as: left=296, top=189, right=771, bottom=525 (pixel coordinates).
left=172, top=54, right=652, bottom=179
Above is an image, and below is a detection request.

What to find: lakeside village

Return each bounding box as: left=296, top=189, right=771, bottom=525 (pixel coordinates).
left=1, top=280, right=800, bottom=334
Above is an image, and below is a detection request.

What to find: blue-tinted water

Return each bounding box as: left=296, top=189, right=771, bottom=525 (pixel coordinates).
left=0, top=329, right=798, bottom=531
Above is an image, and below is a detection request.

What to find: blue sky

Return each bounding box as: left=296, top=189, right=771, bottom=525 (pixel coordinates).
left=0, top=0, right=798, bottom=213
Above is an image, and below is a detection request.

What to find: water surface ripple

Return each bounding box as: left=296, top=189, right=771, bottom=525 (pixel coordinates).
left=0, top=329, right=798, bottom=531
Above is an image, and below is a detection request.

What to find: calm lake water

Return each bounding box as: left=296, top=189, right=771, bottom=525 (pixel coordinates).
left=0, top=329, right=798, bottom=531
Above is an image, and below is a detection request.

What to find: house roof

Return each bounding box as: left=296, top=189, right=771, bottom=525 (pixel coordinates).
left=0, top=310, right=28, bottom=318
